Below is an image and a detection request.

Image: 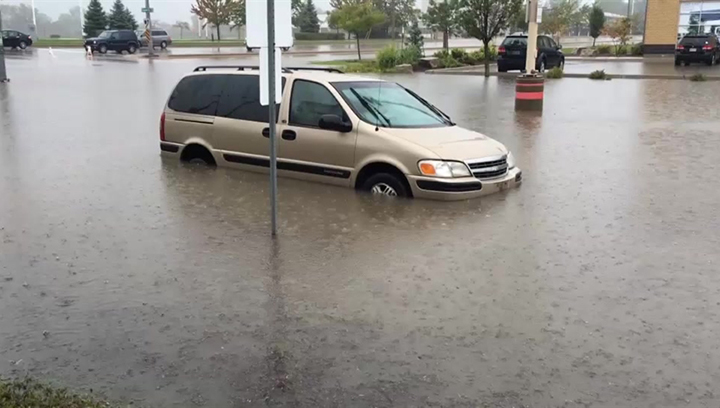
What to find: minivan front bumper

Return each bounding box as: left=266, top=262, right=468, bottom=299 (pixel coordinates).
left=409, top=167, right=522, bottom=201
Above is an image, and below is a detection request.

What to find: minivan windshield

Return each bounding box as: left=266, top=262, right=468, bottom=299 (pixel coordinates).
left=97, top=31, right=112, bottom=38
left=331, top=81, right=452, bottom=128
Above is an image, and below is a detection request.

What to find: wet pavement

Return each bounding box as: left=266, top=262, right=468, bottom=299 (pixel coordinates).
left=1, top=54, right=720, bottom=407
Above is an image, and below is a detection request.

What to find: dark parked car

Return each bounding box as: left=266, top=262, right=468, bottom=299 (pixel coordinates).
left=675, top=34, right=720, bottom=66
left=2, top=30, right=33, bottom=50
left=497, top=34, right=565, bottom=73
left=84, top=30, right=140, bottom=54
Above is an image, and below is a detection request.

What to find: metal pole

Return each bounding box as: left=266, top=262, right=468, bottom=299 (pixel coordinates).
left=31, top=0, right=37, bottom=36
left=524, top=0, right=538, bottom=74
left=266, top=0, right=277, bottom=236
left=79, top=0, right=84, bottom=36
left=144, top=0, right=153, bottom=57
left=0, top=8, right=8, bottom=82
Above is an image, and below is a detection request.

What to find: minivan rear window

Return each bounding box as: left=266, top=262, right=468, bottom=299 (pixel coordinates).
left=502, top=37, right=527, bottom=47
left=168, top=75, right=225, bottom=115
left=680, top=35, right=715, bottom=46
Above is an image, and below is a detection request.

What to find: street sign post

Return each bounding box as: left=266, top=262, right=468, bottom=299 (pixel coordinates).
left=525, top=0, right=539, bottom=74
left=143, top=2, right=154, bottom=57
left=247, top=0, right=293, bottom=236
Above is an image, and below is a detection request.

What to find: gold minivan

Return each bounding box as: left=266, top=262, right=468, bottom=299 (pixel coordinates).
left=160, top=66, right=521, bottom=200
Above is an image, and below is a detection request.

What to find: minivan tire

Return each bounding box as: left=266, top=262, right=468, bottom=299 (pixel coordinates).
left=160, top=41, right=167, bottom=49
left=19, top=41, right=27, bottom=50
left=362, top=173, right=409, bottom=198
left=707, top=54, right=716, bottom=66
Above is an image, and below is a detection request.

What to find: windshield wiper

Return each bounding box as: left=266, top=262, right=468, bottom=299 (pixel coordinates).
left=403, top=87, right=455, bottom=126
left=349, top=88, right=391, bottom=128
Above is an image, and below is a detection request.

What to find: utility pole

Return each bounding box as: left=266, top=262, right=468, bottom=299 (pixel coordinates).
left=266, top=0, right=277, bottom=236
left=143, top=0, right=154, bottom=57
left=31, top=0, right=38, bottom=36
left=524, top=0, right=538, bottom=74
left=0, top=8, right=8, bottom=83
left=79, top=0, right=84, bottom=35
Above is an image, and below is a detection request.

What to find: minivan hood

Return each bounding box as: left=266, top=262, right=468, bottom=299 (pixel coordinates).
left=385, top=125, right=508, bottom=161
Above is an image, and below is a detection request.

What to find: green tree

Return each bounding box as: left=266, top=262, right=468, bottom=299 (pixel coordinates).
left=329, top=2, right=385, bottom=60
left=588, top=5, right=605, bottom=46
left=229, top=0, right=246, bottom=30
left=174, top=21, right=191, bottom=38
left=540, top=0, right=580, bottom=42
left=604, top=16, right=632, bottom=50
left=83, top=0, right=107, bottom=37
left=190, top=0, right=236, bottom=41
left=459, top=0, right=523, bottom=76
left=107, top=0, right=125, bottom=30
left=121, top=6, right=138, bottom=30
left=407, top=19, right=424, bottom=53
left=423, top=0, right=459, bottom=50
left=385, top=0, right=415, bottom=39
left=297, top=0, right=320, bottom=33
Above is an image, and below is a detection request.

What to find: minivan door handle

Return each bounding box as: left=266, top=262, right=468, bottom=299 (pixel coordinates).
left=281, top=130, right=296, bottom=141
left=262, top=127, right=269, bottom=138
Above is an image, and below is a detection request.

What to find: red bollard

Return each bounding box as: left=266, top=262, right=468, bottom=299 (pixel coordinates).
left=515, top=74, right=544, bottom=111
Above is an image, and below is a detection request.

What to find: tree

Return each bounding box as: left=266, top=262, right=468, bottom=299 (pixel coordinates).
left=407, top=19, right=424, bottom=54
left=174, top=21, right=191, bottom=38
left=297, top=0, right=321, bottom=33
left=329, top=2, right=385, bottom=60
left=459, top=0, right=523, bottom=76
left=588, top=5, right=605, bottom=46
left=385, top=0, right=415, bottom=39
left=423, top=0, right=459, bottom=51
left=540, top=0, right=580, bottom=42
left=122, top=7, right=138, bottom=30
left=229, top=0, right=246, bottom=30
left=107, top=0, right=126, bottom=29
left=604, top=16, right=631, bottom=51
left=191, top=0, right=236, bottom=41
left=83, top=0, right=107, bottom=37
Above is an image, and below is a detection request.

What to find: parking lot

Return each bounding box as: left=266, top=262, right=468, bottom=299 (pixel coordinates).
left=1, top=52, right=720, bottom=407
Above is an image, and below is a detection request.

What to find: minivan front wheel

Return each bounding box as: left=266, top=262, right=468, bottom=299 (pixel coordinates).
left=363, top=173, right=409, bottom=198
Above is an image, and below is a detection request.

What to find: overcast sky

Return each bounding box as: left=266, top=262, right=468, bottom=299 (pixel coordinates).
left=4, top=0, right=334, bottom=23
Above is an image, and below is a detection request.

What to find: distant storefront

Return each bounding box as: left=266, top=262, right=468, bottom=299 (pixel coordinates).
left=645, top=0, right=720, bottom=54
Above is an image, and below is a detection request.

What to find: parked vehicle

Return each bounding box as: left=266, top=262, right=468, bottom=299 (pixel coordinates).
left=137, top=29, right=172, bottom=49
left=84, top=30, right=140, bottom=54
left=159, top=66, right=522, bottom=200
left=1, top=30, right=33, bottom=50
left=497, top=34, right=565, bottom=73
left=675, top=34, right=720, bottom=66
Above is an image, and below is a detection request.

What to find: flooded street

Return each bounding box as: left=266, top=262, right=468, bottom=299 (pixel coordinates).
left=1, top=54, right=720, bottom=407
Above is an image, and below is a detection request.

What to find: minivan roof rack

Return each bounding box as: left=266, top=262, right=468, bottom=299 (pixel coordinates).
left=283, top=67, right=344, bottom=73
left=193, top=65, right=344, bottom=74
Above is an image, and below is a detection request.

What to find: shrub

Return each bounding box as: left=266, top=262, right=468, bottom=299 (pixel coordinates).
left=615, top=45, right=628, bottom=56
left=589, top=69, right=607, bottom=80
left=545, top=67, right=563, bottom=79
left=450, top=48, right=468, bottom=61
left=467, top=50, right=483, bottom=64
left=50, top=34, right=61, bottom=39
left=434, top=49, right=450, bottom=59
left=486, top=45, right=498, bottom=60
left=631, top=43, right=643, bottom=56
left=376, top=45, right=399, bottom=70
left=439, top=55, right=461, bottom=68
left=399, top=46, right=422, bottom=65
left=597, top=44, right=612, bottom=55
left=690, top=73, right=707, bottom=82
left=294, top=32, right=345, bottom=41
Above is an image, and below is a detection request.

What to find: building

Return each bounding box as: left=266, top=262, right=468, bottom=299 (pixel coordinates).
left=645, top=0, right=720, bottom=54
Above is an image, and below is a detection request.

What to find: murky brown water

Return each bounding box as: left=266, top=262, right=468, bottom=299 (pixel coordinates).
left=1, top=55, right=720, bottom=407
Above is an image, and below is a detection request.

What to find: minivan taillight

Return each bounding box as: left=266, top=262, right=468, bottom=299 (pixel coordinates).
left=703, top=45, right=713, bottom=51
left=160, top=112, right=166, bottom=141
left=676, top=45, right=684, bottom=50
left=498, top=46, right=506, bottom=54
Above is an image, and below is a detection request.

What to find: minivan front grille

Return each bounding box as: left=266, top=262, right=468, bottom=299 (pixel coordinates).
left=467, top=156, right=508, bottom=179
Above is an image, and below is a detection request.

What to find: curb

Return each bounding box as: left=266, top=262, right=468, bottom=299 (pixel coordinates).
left=425, top=69, right=720, bottom=80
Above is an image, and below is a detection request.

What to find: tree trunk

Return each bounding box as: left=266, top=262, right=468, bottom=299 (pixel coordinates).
left=216, top=25, right=221, bottom=42
left=442, top=29, right=448, bottom=50
left=592, top=37, right=596, bottom=47
left=356, top=34, right=361, bottom=61
left=180, top=28, right=183, bottom=39
left=483, top=42, right=490, bottom=77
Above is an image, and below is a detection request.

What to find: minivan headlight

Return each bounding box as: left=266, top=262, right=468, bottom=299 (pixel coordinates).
left=418, top=160, right=471, bottom=178
left=507, top=152, right=516, bottom=169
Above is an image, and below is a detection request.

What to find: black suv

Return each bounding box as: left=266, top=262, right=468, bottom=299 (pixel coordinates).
left=84, top=30, right=140, bottom=54
left=2, top=30, right=33, bottom=50
left=497, top=34, right=565, bottom=73
left=675, top=34, right=720, bottom=66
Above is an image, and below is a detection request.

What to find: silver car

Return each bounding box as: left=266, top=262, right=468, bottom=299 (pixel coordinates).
left=136, top=29, right=172, bottom=49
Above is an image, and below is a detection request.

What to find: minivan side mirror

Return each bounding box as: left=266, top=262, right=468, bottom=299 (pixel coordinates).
left=318, top=114, right=352, bottom=133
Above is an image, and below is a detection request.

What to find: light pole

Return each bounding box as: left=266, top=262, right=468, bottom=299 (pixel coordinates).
left=0, top=7, right=8, bottom=82
left=79, top=0, right=84, bottom=35
left=524, top=0, right=538, bottom=74
left=143, top=0, right=154, bottom=57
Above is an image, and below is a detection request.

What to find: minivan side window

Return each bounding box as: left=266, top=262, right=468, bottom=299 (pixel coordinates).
left=152, top=30, right=166, bottom=36
left=168, top=75, right=225, bottom=115
left=289, top=80, right=345, bottom=128
left=215, top=75, right=285, bottom=122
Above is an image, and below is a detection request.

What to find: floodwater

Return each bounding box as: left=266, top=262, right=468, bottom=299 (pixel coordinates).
left=1, top=53, right=720, bottom=407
